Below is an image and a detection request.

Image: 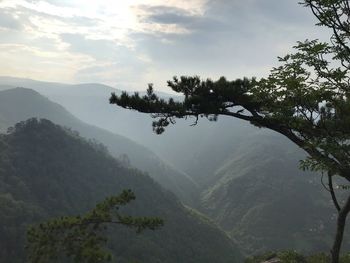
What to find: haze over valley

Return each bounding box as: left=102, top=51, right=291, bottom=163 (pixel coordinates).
left=1, top=1, right=350, bottom=262
left=0, top=77, right=348, bottom=262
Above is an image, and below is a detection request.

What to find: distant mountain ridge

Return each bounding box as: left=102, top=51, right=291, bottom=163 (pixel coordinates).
left=1, top=76, right=349, bottom=255
left=0, top=87, right=199, bottom=206
left=199, top=132, right=350, bottom=254
left=0, top=118, right=242, bottom=262
left=0, top=76, right=259, bottom=182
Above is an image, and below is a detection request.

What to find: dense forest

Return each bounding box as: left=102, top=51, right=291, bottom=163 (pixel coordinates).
left=1, top=1, right=350, bottom=262
left=1, top=81, right=349, bottom=257
left=0, top=118, right=242, bottom=262
left=0, top=82, right=349, bottom=262
left=0, top=87, right=198, bottom=206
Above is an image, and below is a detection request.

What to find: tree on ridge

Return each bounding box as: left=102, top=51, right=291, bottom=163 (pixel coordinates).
left=110, top=1, right=350, bottom=262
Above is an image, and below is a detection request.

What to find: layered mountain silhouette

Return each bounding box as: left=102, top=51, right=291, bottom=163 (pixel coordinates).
left=0, top=77, right=348, bottom=255
left=0, top=118, right=242, bottom=262
left=0, top=87, right=198, bottom=206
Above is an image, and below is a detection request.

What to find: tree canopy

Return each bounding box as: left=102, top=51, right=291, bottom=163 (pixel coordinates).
left=0, top=118, right=242, bottom=263
left=110, top=1, right=350, bottom=262
left=27, top=189, right=163, bottom=263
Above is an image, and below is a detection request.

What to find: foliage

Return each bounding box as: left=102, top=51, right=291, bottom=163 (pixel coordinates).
left=110, top=41, right=350, bottom=178
left=245, top=250, right=350, bottom=263
left=200, top=137, right=343, bottom=255
left=27, top=189, right=163, bottom=263
left=0, top=118, right=242, bottom=263
left=0, top=87, right=199, bottom=206
left=110, top=1, right=350, bottom=261
left=109, top=0, right=350, bottom=179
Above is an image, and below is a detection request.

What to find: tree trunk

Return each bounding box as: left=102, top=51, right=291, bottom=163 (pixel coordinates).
left=331, top=193, right=350, bottom=263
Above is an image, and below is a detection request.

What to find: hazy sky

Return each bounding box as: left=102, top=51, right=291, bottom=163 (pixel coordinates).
left=0, top=0, right=329, bottom=92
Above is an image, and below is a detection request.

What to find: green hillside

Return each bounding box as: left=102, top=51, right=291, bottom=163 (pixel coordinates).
left=0, top=87, right=198, bottom=206
left=0, top=77, right=250, bottom=177
left=0, top=118, right=242, bottom=263
left=200, top=133, right=349, bottom=255
left=1, top=78, right=348, bottom=256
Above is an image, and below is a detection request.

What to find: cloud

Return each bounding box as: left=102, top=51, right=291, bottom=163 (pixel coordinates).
left=60, top=34, right=120, bottom=60
left=28, top=0, right=77, bottom=7
left=0, top=0, right=331, bottom=91
left=68, top=15, right=101, bottom=26
left=139, top=5, right=199, bottom=25
left=59, top=33, right=151, bottom=88
left=74, top=61, right=148, bottom=89
left=0, top=9, right=23, bottom=30
left=137, top=4, right=231, bottom=35
left=0, top=42, right=93, bottom=82
left=59, top=32, right=148, bottom=65
left=127, top=0, right=329, bottom=83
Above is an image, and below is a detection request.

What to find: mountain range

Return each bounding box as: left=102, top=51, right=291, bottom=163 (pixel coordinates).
left=0, top=86, right=198, bottom=206
left=0, top=118, right=242, bottom=262
left=0, top=76, right=348, bottom=257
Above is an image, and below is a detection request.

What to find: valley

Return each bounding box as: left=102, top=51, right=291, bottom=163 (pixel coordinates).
left=0, top=78, right=347, bottom=262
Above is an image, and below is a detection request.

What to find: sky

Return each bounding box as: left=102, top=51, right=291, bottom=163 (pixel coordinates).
left=0, top=0, right=329, bottom=92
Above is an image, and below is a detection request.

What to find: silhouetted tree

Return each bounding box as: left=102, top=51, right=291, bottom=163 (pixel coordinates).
left=27, top=189, right=163, bottom=263
left=110, top=1, right=350, bottom=262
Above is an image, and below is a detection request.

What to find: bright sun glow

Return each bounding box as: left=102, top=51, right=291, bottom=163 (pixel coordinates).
left=0, top=0, right=318, bottom=89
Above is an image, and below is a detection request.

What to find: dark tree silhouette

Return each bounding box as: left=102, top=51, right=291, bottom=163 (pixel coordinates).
left=27, top=189, right=163, bottom=263
left=110, top=1, right=350, bottom=262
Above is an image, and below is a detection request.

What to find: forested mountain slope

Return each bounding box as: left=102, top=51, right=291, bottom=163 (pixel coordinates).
left=200, top=132, right=350, bottom=254
left=0, top=87, right=198, bottom=205
left=0, top=118, right=242, bottom=263
left=1, top=77, right=348, bottom=256
left=0, top=77, right=251, bottom=178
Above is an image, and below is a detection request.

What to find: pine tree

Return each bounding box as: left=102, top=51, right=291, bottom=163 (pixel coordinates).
left=27, top=189, right=163, bottom=263
left=110, top=1, right=350, bottom=262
